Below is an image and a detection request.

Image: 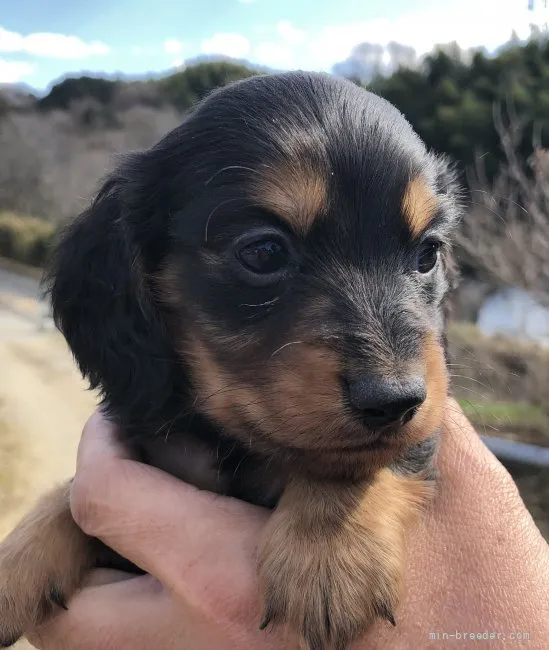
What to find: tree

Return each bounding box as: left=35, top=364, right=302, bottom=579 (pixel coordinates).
left=39, top=76, right=119, bottom=111
left=159, top=61, right=257, bottom=110
left=457, top=99, right=549, bottom=308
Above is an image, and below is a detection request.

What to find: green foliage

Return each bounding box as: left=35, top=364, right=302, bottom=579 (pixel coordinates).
left=369, top=36, right=549, bottom=178
left=18, top=39, right=549, bottom=180
left=158, top=61, right=258, bottom=110
left=38, top=76, right=119, bottom=111
left=0, top=213, right=56, bottom=267
left=459, top=399, right=549, bottom=435
left=37, top=62, right=258, bottom=115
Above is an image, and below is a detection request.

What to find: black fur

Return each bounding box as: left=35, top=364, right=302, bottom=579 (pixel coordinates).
left=44, top=71, right=462, bottom=508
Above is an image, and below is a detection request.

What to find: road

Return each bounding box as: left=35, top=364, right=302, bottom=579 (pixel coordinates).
left=0, top=262, right=97, bottom=620
left=0, top=264, right=97, bottom=527
left=0, top=265, right=98, bottom=648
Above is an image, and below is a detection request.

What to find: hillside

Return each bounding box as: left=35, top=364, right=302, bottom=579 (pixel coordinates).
left=1, top=39, right=549, bottom=318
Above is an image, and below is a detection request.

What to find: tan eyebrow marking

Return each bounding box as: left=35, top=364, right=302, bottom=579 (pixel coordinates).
left=401, top=177, right=438, bottom=238
left=249, top=162, right=328, bottom=234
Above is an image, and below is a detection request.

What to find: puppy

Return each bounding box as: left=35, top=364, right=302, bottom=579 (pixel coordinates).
left=0, top=71, right=461, bottom=650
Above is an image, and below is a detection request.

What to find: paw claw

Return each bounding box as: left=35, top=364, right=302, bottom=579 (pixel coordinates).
left=259, top=612, right=272, bottom=631
left=48, top=583, right=68, bottom=611
left=376, top=601, right=396, bottom=627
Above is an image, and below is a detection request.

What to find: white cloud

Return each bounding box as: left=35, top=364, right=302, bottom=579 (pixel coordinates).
left=0, top=58, right=34, bottom=83
left=201, top=32, right=251, bottom=59
left=276, top=20, right=306, bottom=46
left=247, top=21, right=306, bottom=69
left=306, top=0, right=545, bottom=71
left=164, top=39, right=184, bottom=55
left=253, top=42, right=295, bottom=68
left=0, top=26, right=109, bottom=59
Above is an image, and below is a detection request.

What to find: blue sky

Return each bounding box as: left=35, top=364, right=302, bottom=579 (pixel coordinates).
left=1, top=0, right=548, bottom=91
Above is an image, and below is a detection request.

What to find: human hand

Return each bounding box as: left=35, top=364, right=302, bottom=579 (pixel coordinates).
left=27, top=400, right=549, bottom=650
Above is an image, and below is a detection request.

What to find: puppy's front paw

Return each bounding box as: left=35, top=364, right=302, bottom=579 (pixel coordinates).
left=0, top=483, right=93, bottom=646
left=258, top=471, right=432, bottom=650
left=0, top=566, right=69, bottom=648
left=258, top=523, right=399, bottom=650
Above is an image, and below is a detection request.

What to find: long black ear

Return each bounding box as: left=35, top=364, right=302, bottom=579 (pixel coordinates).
left=44, top=176, right=181, bottom=430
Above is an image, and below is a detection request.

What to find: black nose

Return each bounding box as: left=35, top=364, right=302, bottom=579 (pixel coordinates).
left=346, top=375, right=426, bottom=428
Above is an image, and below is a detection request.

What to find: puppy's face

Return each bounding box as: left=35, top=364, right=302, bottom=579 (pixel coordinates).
left=48, top=72, right=461, bottom=479
left=153, top=73, right=460, bottom=472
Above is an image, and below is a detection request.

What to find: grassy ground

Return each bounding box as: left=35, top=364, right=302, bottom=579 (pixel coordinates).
left=448, top=322, right=549, bottom=541
left=0, top=273, right=546, bottom=650
left=458, top=399, right=549, bottom=444
left=0, top=213, right=55, bottom=269
left=447, top=321, right=549, bottom=446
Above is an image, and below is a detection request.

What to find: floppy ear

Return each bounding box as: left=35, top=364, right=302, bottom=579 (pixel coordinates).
left=44, top=176, right=181, bottom=429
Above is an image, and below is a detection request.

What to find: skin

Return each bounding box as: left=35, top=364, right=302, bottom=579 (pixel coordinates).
left=26, top=399, right=549, bottom=650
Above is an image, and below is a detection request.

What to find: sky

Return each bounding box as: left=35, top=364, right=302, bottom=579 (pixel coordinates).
left=1, top=0, right=549, bottom=91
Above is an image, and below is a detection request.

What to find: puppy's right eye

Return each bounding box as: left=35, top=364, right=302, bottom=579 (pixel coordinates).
left=231, top=229, right=293, bottom=286
left=238, top=239, right=289, bottom=274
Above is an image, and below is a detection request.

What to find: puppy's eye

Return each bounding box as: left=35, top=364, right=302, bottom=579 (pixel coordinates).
left=417, top=240, right=440, bottom=274
left=237, top=239, right=289, bottom=275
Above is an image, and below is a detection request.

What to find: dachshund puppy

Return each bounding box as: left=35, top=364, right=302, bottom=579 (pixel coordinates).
left=0, top=71, right=461, bottom=650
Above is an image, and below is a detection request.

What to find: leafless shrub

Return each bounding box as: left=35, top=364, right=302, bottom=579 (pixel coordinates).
left=0, top=105, right=182, bottom=222
left=0, top=114, right=52, bottom=218
left=458, top=99, right=549, bottom=308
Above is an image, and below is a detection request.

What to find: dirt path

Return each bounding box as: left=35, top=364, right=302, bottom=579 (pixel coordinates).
left=0, top=267, right=97, bottom=535
left=0, top=268, right=97, bottom=649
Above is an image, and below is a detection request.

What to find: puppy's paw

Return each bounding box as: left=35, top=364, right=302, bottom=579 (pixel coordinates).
left=0, top=568, right=69, bottom=647
left=258, top=524, right=400, bottom=650
left=0, top=483, right=93, bottom=646
left=258, top=470, right=432, bottom=650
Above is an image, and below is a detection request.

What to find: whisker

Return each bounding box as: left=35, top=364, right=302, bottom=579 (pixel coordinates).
left=205, top=165, right=259, bottom=186
left=270, top=340, right=306, bottom=358
left=240, top=296, right=281, bottom=308
left=204, top=197, right=244, bottom=242
left=448, top=374, right=492, bottom=390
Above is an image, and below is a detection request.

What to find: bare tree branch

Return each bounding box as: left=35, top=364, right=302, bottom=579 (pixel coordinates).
left=458, top=99, right=549, bottom=308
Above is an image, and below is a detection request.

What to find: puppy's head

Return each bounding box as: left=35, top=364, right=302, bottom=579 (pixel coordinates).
left=46, top=71, right=462, bottom=479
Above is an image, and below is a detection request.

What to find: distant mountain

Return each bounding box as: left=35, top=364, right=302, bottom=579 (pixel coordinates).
left=0, top=82, right=38, bottom=109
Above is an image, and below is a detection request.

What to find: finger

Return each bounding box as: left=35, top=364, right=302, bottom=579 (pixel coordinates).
left=80, top=568, right=138, bottom=588
left=440, top=398, right=508, bottom=475
left=70, top=428, right=269, bottom=593
left=26, top=574, right=171, bottom=650
left=76, top=409, right=131, bottom=470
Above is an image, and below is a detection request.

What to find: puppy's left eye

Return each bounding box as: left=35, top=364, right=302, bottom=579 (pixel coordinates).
left=417, top=240, right=440, bottom=274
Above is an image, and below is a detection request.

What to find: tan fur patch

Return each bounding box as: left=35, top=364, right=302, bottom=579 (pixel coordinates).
left=401, top=176, right=438, bottom=238
left=403, top=330, right=448, bottom=448
left=185, top=334, right=265, bottom=437
left=0, top=481, right=95, bottom=645
left=156, top=262, right=258, bottom=352
left=186, top=333, right=346, bottom=456
left=250, top=162, right=327, bottom=234
left=258, top=469, right=433, bottom=649
left=185, top=327, right=448, bottom=480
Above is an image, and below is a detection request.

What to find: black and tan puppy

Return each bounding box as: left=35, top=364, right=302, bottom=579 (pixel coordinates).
left=0, top=71, right=461, bottom=650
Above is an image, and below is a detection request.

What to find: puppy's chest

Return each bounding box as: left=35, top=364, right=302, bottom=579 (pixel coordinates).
left=134, top=432, right=286, bottom=509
